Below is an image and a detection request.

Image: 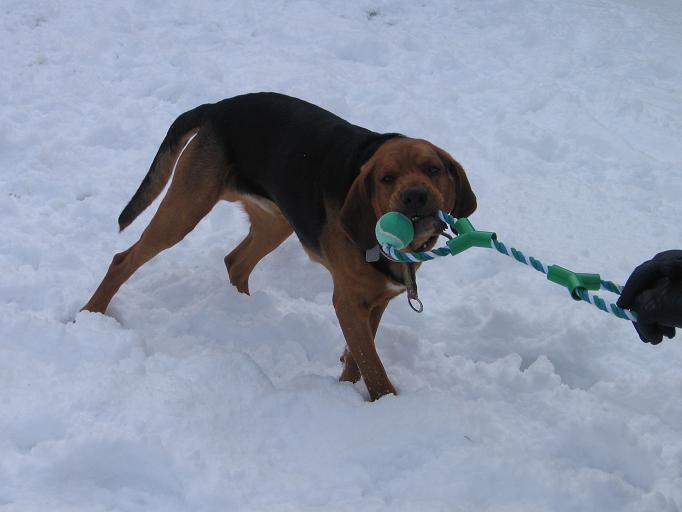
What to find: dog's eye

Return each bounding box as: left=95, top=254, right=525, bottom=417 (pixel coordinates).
left=426, top=166, right=440, bottom=176
left=380, top=174, right=395, bottom=184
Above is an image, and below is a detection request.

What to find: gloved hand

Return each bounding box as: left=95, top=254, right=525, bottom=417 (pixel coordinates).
left=617, top=250, right=682, bottom=344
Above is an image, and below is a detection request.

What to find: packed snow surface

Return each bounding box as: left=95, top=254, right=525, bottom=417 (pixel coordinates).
left=2, top=1, right=682, bottom=510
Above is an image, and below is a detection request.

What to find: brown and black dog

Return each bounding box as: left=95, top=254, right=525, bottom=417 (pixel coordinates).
left=83, top=92, right=476, bottom=401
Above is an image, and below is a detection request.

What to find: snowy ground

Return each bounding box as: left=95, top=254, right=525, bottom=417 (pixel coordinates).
left=2, top=0, right=682, bottom=510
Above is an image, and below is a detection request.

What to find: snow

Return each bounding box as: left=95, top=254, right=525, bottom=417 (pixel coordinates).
left=2, top=0, right=682, bottom=510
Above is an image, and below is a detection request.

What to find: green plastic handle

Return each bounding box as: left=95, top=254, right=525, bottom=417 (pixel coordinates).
left=546, top=265, right=601, bottom=300
left=446, top=218, right=497, bottom=256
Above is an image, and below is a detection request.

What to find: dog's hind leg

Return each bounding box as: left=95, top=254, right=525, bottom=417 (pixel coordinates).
left=224, top=197, right=293, bottom=295
left=82, top=131, right=226, bottom=313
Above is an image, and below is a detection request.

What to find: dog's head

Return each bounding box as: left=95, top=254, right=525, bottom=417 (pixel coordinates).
left=341, top=137, right=477, bottom=252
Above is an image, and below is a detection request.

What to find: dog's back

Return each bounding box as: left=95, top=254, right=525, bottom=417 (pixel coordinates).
left=121, top=92, right=398, bottom=250
left=204, top=93, right=399, bottom=250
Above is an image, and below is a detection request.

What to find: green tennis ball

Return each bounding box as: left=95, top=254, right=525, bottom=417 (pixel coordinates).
left=375, top=212, right=415, bottom=249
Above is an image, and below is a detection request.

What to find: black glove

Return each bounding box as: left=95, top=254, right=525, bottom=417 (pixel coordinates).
left=617, top=250, right=682, bottom=344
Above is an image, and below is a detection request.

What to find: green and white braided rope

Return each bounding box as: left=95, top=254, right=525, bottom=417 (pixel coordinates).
left=380, top=211, right=637, bottom=322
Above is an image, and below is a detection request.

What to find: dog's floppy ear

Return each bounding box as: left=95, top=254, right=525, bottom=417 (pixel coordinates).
left=437, top=148, right=477, bottom=218
left=340, top=162, right=378, bottom=251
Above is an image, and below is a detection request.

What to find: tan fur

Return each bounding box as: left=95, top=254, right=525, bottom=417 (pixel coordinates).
left=83, top=128, right=224, bottom=312
left=118, top=129, right=199, bottom=231
left=223, top=195, right=293, bottom=295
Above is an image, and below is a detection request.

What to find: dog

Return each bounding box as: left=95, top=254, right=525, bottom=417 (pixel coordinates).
left=82, top=92, right=476, bottom=401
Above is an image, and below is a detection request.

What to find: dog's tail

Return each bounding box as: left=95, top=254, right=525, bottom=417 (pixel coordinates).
left=117, top=103, right=212, bottom=231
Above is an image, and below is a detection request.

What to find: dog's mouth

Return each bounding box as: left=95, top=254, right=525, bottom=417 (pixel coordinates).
left=407, top=214, right=446, bottom=252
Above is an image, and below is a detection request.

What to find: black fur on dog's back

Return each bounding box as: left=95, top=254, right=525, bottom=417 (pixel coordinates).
left=204, top=93, right=401, bottom=251
left=118, top=103, right=211, bottom=231
left=118, top=93, right=401, bottom=251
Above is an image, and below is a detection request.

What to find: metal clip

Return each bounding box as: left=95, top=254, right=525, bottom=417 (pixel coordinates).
left=408, top=296, right=424, bottom=313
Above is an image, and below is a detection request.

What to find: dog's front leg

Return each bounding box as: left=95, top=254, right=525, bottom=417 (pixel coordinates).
left=339, top=302, right=388, bottom=384
left=333, top=292, right=396, bottom=401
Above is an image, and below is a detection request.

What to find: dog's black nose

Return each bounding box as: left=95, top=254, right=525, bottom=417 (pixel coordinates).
left=401, top=186, right=428, bottom=214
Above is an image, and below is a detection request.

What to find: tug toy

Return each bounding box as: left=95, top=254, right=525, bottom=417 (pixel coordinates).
left=375, top=211, right=637, bottom=321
